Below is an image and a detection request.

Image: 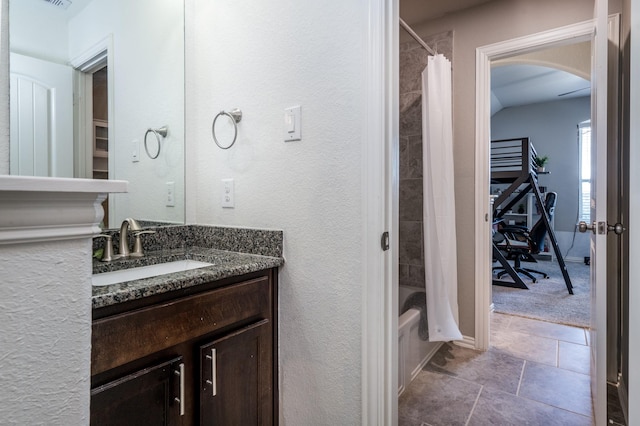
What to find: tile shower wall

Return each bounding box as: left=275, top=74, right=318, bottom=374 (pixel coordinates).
left=399, top=31, right=452, bottom=290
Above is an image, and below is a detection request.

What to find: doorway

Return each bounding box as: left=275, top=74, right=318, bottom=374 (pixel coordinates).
left=71, top=40, right=115, bottom=227
left=489, top=44, right=593, bottom=325
left=90, top=66, right=110, bottom=225
left=475, top=15, right=622, bottom=425
left=397, top=28, right=599, bottom=422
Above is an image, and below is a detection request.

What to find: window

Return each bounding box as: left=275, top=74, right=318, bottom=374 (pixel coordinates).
left=578, top=121, right=591, bottom=222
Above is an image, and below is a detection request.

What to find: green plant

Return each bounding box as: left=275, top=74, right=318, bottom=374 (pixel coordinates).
left=534, top=155, right=549, bottom=167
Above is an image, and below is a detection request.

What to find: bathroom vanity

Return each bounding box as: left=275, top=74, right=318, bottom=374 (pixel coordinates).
left=90, top=225, right=283, bottom=425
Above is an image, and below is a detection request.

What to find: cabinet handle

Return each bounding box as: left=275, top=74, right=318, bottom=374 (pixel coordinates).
left=206, top=348, right=217, bottom=396
left=174, top=363, right=185, bottom=416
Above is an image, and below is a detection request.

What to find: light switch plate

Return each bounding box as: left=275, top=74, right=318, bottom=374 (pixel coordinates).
left=284, top=106, right=301, bottom=142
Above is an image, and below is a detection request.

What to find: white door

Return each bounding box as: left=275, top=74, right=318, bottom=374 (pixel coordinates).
left=585, top=1, right=614, bottom=423
left=9, top=53, right=73, bottom=177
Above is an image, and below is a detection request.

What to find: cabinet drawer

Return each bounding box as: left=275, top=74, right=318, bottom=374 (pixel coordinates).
left=92, top=276, right=271, bottom=375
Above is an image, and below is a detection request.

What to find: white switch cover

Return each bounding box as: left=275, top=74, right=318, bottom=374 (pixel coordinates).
left=132, top=139, right=140, bottom=162
left=284, top=106, right=301, bottom=142
left=222, top=179, right=235, bottom=208
left=166, top=182, right=175, bottom=207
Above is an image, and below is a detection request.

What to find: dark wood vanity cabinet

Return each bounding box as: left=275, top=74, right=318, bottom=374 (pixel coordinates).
left=91, top=357, right=184, bottom=426
left=199, top=319, right=272, bottom=424
left=91, top=270, right=278, bottom=425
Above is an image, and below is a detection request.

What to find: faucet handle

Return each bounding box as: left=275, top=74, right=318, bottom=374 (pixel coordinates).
left=131, top=230, right=156, bottom=258
left=93, top=234, right=115, bottom=262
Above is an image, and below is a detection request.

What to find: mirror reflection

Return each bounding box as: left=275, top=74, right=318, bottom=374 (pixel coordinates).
left=9, top=0, right=185, bottom=227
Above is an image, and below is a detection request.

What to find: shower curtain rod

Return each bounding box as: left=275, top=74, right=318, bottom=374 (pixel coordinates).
left=399, top=18, right=436, bottom=56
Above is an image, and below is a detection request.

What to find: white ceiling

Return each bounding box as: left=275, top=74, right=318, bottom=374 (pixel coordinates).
left=491, top=64, right=590, bottom=115
left=21, top=0, right=93, bottom=19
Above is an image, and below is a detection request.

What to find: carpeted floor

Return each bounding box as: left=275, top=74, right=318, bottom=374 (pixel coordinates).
left=492, top=259, right=590, bottom=328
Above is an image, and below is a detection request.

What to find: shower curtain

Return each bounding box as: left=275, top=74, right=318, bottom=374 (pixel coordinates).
left=422, top=54, right=463, bottom=342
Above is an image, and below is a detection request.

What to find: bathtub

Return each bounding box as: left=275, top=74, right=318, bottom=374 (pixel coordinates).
left=398, top=286, right=443, bottom=396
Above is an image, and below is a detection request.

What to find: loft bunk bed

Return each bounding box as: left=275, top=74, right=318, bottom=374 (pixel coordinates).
left=491, top=137, right=573, bottom=294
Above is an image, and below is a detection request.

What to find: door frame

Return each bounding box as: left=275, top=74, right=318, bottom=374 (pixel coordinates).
left=627, top=0, right=640, bottom=423
left=70, top=35, right=116, bottom=225
left=474, top=19, right=595, bottom=352
left=362, top=0, right=398, bottom=425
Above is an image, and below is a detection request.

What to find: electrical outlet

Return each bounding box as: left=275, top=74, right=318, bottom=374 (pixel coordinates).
left=166, top=182, right=175, bottom=207
left=222, top=179, right=234, bottom=208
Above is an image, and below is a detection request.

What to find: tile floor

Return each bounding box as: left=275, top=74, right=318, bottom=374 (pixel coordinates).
left=399, top=312, right=593, bottom=425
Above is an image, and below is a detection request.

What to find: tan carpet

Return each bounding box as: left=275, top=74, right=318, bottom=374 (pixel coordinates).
left=492, top=260, right=590, bottom=328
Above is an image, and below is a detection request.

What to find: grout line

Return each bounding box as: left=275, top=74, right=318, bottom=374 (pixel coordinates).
left=516, top=360, right=526, bottom=396
left=515, top=393, right=594, bottom=420
left=465, top=385, right=483, bottom=426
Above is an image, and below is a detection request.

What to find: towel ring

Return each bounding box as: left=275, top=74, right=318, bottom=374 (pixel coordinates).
left=144, top=126, right=168, bottom=159
left=212, top=108, right=242, bottom=149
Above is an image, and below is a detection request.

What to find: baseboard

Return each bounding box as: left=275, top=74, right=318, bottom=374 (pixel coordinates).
left=454, top=335, right=476, bottom=350
left=412, top=341, right=444, bottom=380
left=399, top=341, right=444, bottom=397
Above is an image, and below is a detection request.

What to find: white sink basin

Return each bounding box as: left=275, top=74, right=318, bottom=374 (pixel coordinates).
left=92, top=260, right=213, bottom=286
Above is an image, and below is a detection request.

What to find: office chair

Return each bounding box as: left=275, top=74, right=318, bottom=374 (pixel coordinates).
left=493, top=192, right=557, bottom=283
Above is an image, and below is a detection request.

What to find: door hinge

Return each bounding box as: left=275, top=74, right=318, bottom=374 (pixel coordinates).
left=381, top=232, right=390, bottom=251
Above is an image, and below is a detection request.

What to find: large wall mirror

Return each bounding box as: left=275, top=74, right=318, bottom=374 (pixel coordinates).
left=9, top=0, right=185, bottom=227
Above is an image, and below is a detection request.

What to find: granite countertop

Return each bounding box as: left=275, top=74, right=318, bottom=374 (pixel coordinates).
left=91, top=224, right=284, bottom=310
left=92, top=247, right=283, bottom=309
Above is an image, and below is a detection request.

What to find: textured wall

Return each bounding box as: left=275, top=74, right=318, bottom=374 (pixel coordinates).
left=186, top=0, right=366, bottom=423
left=0, top=239, right=92, bottom=424
left=399, top=31, right=452, bottom=290
left=411, top=0, right=596, bottom=338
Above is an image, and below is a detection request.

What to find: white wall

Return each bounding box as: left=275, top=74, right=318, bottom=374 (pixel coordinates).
left=0, top=177, right=125, bottom=424
left=413, top=0, right=595, bottom=337
left=69, top=0, right=184, bottom=226
left=0, top=0, right=7, bottom=174
left=0, top=239, right=91, bottom=424
left=186, top=0, right=366, bottom=423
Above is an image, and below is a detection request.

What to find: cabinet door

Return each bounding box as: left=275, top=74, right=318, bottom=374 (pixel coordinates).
left=200, top=319, right=272, bottom=425
left=91, top=357, right=184, bottom=426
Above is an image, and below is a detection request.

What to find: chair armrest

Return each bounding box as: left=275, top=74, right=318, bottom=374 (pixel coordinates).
left=500, top=226, right=529, bottom=234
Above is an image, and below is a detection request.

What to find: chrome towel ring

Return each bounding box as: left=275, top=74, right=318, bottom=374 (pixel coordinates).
left=144, top=126, right=168, bottom=159
left=212, top=108, right=242, bottom=149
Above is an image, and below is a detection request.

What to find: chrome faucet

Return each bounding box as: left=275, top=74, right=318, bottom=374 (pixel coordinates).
left=115, top=218, right=142, bottom=259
